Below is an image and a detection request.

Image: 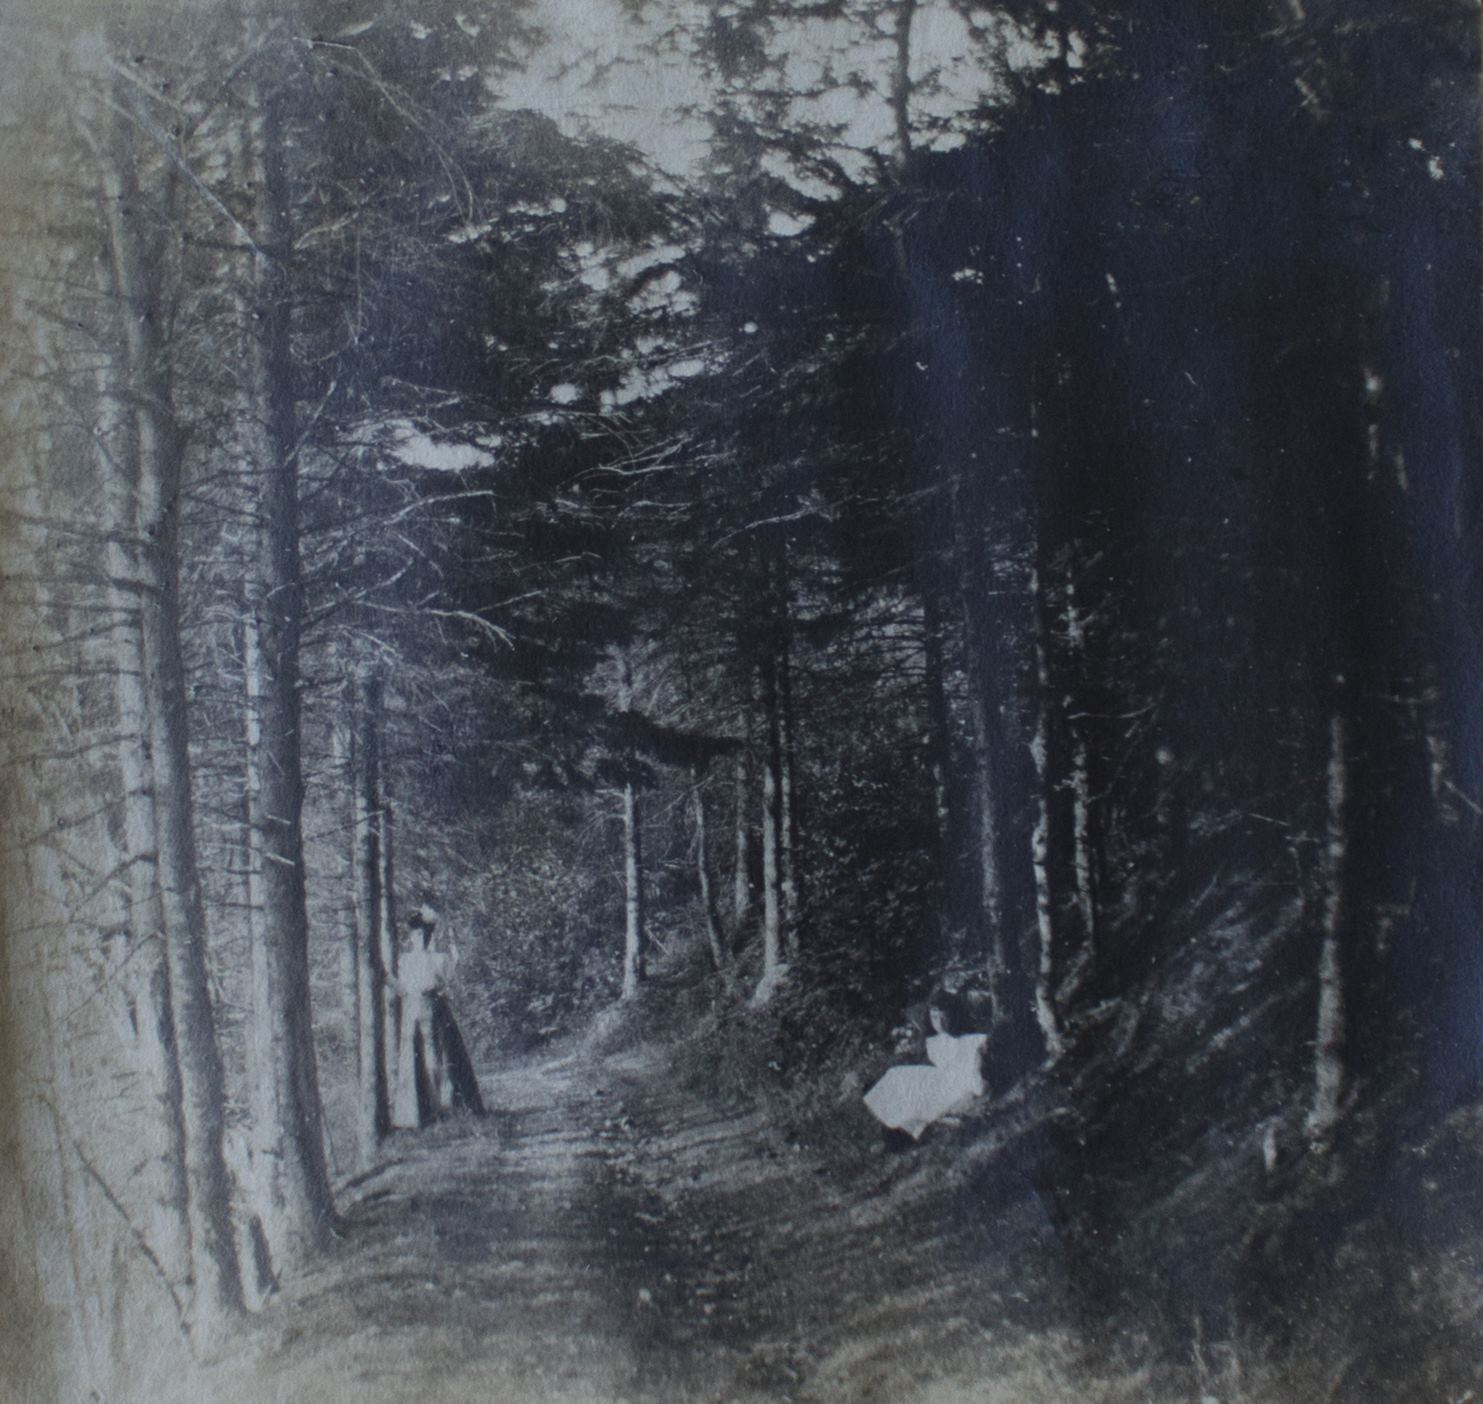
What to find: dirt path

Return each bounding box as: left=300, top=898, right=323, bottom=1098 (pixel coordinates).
left=196, top=1047, right=1072, bottom=1404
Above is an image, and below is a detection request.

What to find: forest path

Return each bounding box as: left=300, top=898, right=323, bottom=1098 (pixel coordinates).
left=203, top=1044, right=1069, bottom=1404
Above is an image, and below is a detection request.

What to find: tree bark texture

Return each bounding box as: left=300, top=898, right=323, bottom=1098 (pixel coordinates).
left=617, top=651, right=648, bottom=1000
left=242, top=608, right=283, bottom=1263
left=951, top=469, right=1041, bottom=1064
left=329, top=716, right=357, bottom=1056
left=100, top=102, right=244, bottom=1328
left=732, top=717, right=755, bottom=932
left=692, top=773, right=730, bottom=983
left=240, top=88, right=334, bottom=1260
left=1029, top=592, right=1065, bottom=1062
left=378, top=781, right=401, bottom=1107
left=350, top=673, right=391, bottom=1162
left=97, top=327, right=192, bottom=1291
left=919, top=582, right=962, bottom=959
left=1062, top=579, right=1098, bottom=965
left=776, top=586, right=800, bottom=959
left=1307, top=712, right=1349, bottom=1146
left=890, top=0, right=917, bottom=172
left=753, top=651, right=786, bottom=1004
left=621, top=778, right=647, bottom=998
left=921, top=587, right=954, bottom=865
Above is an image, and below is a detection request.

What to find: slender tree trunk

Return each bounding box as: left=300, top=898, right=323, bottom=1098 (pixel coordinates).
left=131, top=951, right=191, bottom=1283
left=921, top=587, right=954, bottom=859
left=1055, top=721, right=1099, bottom=1007
left=1063, top=581, right=1097, bottom=963
left=350, top=673, right=391, bottom=1162
left=779, top=738, right=798, bottom=956
left=965, top=617, right=1022, bottom=1023
left=951, top=469, right=1040, bottom=1062
left=621, top=778, right=647, bottom=998
left=777, top=585, right=800, bottom=958
left=97, top=334, right=191, bottom=1291
left=1069, top=732, right=1096, bottom=955
left=330, top=715, right=356, bottom=1036
left=1029, top=584, right=1065, bottom=1061
left=952, top=493, right=1004, bottom=938
left=920, top=582, right=961, bottom=957
left=890, top=0, right=917, bottom=172
left=618, top=652, right=647, bottom=999
left=732, top=742, right=755, bottom=933
left=692, top=771, right=730, bottom=984
left=241, top=608, right=288, bottom=1277
left=378, top=770, right=401, bottom=1103
left=240, top=87, right=333, bottom=1261
left=1308, top=712, right=1349, bottom=1146
left=757, top=741, right=783, bottom=998
left=140, top=493, right=245, bottom=1329
left=753, top=651, right=787, bottom=1004
left=99, top=100, right=243, bottom=1331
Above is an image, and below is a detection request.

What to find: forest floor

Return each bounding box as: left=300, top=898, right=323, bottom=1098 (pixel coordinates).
left=178, top=1034, right=1154, bottom=1404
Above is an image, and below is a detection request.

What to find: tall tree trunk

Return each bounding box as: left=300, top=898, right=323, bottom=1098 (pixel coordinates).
left=1307, top=712, right=1349, bottom=1147
left=953, top=493, right=1004, bottom=944
left=99, top=98, right=243, bottom=1332
left=951, top=469, right=1039, bottom=1062
left=241, top=608, right=289, bottom=1286
left=732, top=743, right=754, bottom=933
left=139, top=429, right=245, bottom=1331
left=692, top=770, right=730, bottom=984
left=921, top=586, right=954, bottom=860
left=1029, top=581, right=1065, bottom=1062
left=776, top=579, right=800, bottom=958
left=1053, top=723, right=1099, bottom=1013
left=330, top=715, right=356, bottom=1049
left=97, top=327, right=191, bottom=1292
left=1063, top=580, right=1097, bottom=965
left=240, top=86, right=333, bottom=1261
left=350, top=672, right=391, bottom=1163
left=621, top=778, right=647, bottom=998
left=920, top=582, right=959, bottom=954
left=129, top=950, right=191, bottom=1285
left=378, top=767, right=401, bottom=1105
left=890, top=0, right=917, bottom=172
left=753, top=651, right=787, bottom=1005
left=618, top=652, right=647, bottom=999
left=1069, top=736, right=1096, bottom=956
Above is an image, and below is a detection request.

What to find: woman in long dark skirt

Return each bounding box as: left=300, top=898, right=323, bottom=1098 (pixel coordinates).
left=394, top=905, right=485, bottom=1127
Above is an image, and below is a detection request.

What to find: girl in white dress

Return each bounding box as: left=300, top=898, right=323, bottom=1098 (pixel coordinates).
left=864, top=990, right=989, bottom=1142
left=393, top=907, right=449, bottom=1129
